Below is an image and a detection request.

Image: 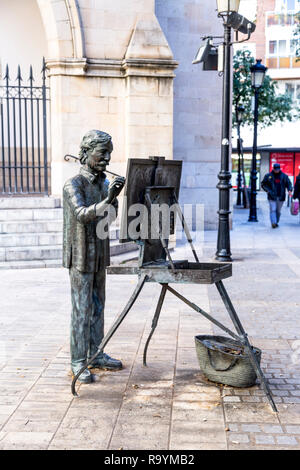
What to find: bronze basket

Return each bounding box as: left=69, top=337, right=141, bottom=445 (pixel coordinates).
left=195, top=335, right=262, bottom=388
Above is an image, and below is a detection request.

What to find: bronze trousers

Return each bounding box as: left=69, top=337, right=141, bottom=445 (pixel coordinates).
left=69, top=266, right=105, bottom=369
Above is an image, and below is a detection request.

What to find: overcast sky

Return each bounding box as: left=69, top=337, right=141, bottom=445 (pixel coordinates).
left=239, top=0, right=257, bottom=22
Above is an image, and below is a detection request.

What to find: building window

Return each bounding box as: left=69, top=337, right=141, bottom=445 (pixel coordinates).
left=290, top=41, right=296, bottom=54
left=287, top=0, right=296, bottom=9
left=268, top=39, right=289, bottom=57
left=275, top=0, right=299, bottom=11
left=269, top=40, right=277, bottom=55
left=266, top=39, right=299, bottom=68
left=284, top=81, right=300, bottom=103
left=286, top=82, right=294, bottom=97
left=267, top=12, right=295, bottom=26
left=279, top=40, right=287, bottom=55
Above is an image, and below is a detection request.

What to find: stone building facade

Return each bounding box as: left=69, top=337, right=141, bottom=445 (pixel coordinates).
left=156, top=1, right=222, bottom=229
left=0, top=0, right=223, bottom=230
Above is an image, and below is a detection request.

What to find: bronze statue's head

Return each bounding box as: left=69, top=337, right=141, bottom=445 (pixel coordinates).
left=79, top=130, right=113, bottom=173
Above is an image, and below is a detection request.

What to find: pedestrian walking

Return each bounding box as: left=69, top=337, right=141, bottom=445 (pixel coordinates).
left=293, top=171, right=300, bottom=201
left=261, top=163, right=293, bottom=228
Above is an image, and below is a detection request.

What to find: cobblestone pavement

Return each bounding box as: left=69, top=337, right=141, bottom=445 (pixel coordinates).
left=0, top=195, right=300, bottom=450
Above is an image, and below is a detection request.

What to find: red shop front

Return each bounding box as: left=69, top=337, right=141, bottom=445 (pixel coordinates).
left=269, top=151, right=300, bottom=186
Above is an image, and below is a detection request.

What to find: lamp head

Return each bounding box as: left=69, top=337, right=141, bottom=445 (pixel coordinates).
left=251, top=59, right=268, bottom=89
left=227, top=12, right=256, bottom=34
left=192, top=39, right=212, bottom=65
left=216, top=0, right=240, bottom=15
left=236, top=105, right=245, bottom=124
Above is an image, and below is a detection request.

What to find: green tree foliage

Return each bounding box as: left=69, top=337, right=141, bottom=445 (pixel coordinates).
left=233, top=50, right=295, bottom=129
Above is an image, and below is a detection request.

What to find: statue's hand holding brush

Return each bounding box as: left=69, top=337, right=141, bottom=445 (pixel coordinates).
left=107, top=176, right=125, bottom=203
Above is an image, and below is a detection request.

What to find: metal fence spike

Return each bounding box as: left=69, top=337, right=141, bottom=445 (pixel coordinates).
left=16, top=65, right=22, bottom=82
left=41, top=57, right=47, bottom=75
left=4, top=64, right=10, bottom=81
left=29, top=65, right=34, bottom=83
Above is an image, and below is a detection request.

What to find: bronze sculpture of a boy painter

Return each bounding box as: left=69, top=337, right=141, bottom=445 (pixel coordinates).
left=63, top=130, right=125, bottom=383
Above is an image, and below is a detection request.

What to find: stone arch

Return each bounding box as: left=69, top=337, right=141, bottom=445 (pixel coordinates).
left=37, top=0, right=85, bottom=59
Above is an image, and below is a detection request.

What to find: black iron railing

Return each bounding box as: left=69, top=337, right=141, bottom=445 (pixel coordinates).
left=0, top=58, right=50, bottom=195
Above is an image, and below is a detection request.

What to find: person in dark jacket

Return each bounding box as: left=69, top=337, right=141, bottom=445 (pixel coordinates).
left=261, top=163, right=292, bottom=228
left=63, top=130, right=125, bottom=383
left=293, top=172, right=300, bottom=201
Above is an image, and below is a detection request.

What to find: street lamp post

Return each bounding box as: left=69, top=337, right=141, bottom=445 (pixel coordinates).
left=215, top=0, right=241, bottom=261
left=235, top=104, right=245, bottom=207
left=193, top=0, right=255, bottom=259
left=248, top=59, right=267, bottom=222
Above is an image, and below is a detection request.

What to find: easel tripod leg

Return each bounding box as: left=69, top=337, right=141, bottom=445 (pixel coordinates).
left=173, top=193, right=199, bottom=263
left=71, top=274, right=148, bottom=396
left=216, top=281, right=278, bottom=412
left=143, top=283, right=168, bottom=366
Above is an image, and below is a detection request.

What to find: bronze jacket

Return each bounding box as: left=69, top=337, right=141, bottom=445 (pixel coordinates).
left=63, top=166, right=117, bottom=273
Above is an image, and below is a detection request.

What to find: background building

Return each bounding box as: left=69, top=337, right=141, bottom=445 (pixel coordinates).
left=233, top=0, right=300, bottom=187
left=0, top=0, right=224, bottom=268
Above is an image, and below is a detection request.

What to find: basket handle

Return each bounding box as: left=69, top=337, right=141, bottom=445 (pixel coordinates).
left=207, top=348, right=239, bottom=372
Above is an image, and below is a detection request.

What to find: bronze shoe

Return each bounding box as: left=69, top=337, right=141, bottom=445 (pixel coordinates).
left=89, top=352, right=122, bottom=370
left=71, top=363, right=93, bottom=383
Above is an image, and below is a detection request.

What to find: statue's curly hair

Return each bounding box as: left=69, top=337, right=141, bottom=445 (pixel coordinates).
left=79, top=130, right=112, bottom=164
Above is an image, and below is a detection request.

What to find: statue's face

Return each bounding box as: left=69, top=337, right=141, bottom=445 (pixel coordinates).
left=86, top=141, right=112, bottom=173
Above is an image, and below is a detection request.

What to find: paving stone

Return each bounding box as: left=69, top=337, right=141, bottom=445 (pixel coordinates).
left=3, top=419, right=60, bottom=433
left=109, top=435, right=170, bottom=451
left=224, top=404, right=279, bottom=424
left=228, top=433, right=249, bottom=443
left=277, top=405, right=300, bottom=423
left=255, top=435, right=275, bottom=445
left=283, top=397, right=300, bottom=404
left=262, top=425, right=283, bottom=433
left=170, top=441, right=227, bottom=450
left=227, top=423, right=239, bottom=432
left=53, top=424, right=113, bottom=448
left=49, top=438, right=108, bottom=450
left=272, top=390, right=290, bottom=397
left=111, top=423, right=170, bottom=450
left=285, top=425, right=300, bottom=433
left=24, top=392, right=71, bottom=403
left=9, top=409, right=67, bottom=423
left=170, top=420, right=226, bottom=445
left=241, top=424, right=261, bottom=432
left=174, top=390, right=220, bottom=403
left=223, top=396, right=241, bottom=403
left=276, top=435, right=298, bottom=446
left=241, top=397, right=262, bottom=403
left=0, top=415, right=10, bottom=428
left=0, top=432, right=53, bottom=450
left=233, top=389, right=250, bottom=396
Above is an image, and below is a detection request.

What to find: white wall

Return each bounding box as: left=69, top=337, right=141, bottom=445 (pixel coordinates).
left=239, top=0, right=258, bottom=21
left=0, top=0, right=48, bottom=83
